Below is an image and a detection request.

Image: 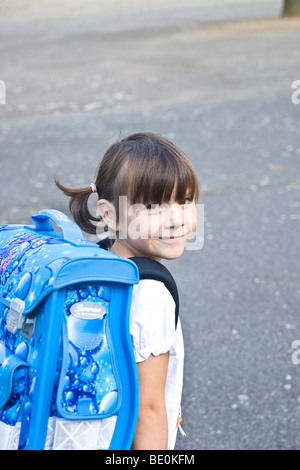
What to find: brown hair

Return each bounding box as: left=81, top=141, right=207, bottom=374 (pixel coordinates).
left=55, top=132, right=199, bottom=235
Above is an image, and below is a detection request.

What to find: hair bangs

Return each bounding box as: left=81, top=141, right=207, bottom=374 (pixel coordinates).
left=173, top=155, right=199, bottom=203
left=119, top=140, right=199, bottom=207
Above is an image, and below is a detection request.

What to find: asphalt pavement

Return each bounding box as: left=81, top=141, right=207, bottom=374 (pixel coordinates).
left=0, top=1, right=300, bottom=450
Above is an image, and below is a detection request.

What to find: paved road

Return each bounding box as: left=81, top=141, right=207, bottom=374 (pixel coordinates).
left=0, top=1, right=300, bottom=450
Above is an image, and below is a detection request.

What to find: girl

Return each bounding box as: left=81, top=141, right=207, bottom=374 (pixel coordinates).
left=56, top=132, right=199, bottom=450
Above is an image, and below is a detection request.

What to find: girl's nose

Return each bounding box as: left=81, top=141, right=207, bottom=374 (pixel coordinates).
left=166, top=203, right=184, bottom=228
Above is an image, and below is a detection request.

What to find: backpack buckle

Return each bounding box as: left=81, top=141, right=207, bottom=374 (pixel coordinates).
left=6, top=298, right=26, bottom=334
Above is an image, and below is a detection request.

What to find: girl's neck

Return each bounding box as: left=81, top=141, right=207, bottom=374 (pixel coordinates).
left=109, top=239, right=134, bottom=258
left=110, top=239, right=162, bottom=263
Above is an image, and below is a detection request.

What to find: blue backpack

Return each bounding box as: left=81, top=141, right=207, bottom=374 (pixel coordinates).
left=0, top=210, right=140, bottom=450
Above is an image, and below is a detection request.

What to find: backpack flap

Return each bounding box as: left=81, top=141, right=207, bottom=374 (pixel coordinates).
left=51, top=257, right=139, bottom=422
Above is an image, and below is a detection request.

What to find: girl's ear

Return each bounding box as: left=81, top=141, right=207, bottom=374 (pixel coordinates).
left=96, top=199, right=119, bottom=231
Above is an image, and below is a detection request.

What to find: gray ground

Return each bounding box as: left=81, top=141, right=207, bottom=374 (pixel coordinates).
left=0, top=0, right=300, bottom=450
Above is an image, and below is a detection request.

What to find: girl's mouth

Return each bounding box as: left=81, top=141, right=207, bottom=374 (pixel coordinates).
left=158, top=234, right=187, bottom=242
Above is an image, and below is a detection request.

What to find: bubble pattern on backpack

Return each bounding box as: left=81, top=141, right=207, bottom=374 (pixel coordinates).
left=58, top=284, right=120, bottom=418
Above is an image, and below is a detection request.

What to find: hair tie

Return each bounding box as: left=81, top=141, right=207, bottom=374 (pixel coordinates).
left=90, top=183, right=97, bottom=193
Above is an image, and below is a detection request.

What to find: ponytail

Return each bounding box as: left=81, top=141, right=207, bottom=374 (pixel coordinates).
left=54, top=177, right=100, bottom=235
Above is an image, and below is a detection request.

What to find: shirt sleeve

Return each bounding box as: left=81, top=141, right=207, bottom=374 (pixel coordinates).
left=129, top=279, right=177, bottom=363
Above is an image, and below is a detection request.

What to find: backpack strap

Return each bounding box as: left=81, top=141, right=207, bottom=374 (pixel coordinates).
left=129, top=257, right=179, bottom=328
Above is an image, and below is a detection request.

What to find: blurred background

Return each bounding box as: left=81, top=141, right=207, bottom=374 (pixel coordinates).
left=0, top=0, right=300, bottom=450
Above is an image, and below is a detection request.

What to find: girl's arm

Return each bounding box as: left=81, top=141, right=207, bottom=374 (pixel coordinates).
left=131, top=352, right=169, bottom=450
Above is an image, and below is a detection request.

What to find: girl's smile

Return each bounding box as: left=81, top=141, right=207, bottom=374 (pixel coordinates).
left=158, top=235, right=187, bottom=242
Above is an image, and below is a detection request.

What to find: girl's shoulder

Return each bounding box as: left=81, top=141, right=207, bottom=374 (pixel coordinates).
left=132, top=278, right=175, bottom=310
left=130, top=279, right=177, bottom=362
left=129, top=257, right=179, bottom=327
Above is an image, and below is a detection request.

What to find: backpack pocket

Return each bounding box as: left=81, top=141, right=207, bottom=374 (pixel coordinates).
left=56, top=283, right=121, bottom=420
left=0, top=343, right=29, bottom=449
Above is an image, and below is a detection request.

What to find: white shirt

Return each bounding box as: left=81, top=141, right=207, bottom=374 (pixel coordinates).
left=129, top=279, right=184, bottom=450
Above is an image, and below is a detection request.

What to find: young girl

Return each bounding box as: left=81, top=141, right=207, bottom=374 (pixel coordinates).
left=56, top=132, right=199, bottom=450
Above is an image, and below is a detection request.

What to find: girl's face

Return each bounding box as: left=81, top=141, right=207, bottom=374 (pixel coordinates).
left=112, top=192, right=197, bottom=262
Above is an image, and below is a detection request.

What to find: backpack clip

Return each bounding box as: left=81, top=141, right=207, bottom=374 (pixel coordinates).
left=6, top=298, right=26, bottom=335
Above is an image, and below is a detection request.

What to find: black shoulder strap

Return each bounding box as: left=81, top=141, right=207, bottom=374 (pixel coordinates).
left=130, top=257, right=179, bottom=328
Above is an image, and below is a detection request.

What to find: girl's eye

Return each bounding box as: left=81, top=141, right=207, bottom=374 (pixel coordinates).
left=181, top=198, right=191, bottom=205
left=146, top=203, right=160, bottom=210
